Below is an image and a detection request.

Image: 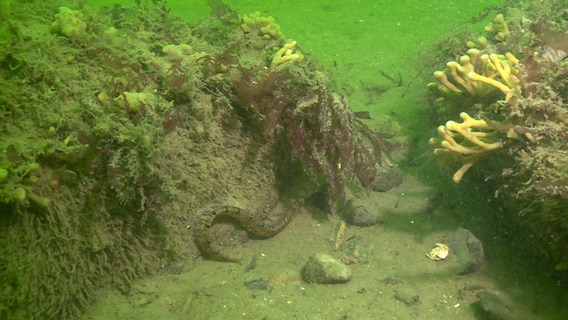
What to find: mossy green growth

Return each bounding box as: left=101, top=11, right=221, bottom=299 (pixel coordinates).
left=50, top=7, right=87, bottom=40
left=12, top=187, right=26, bottom=202
left=115, top=90, right=155, bottom=113
left=0, top=168, right=7, bottom=182
left=0, top=1, right=173, bottom=318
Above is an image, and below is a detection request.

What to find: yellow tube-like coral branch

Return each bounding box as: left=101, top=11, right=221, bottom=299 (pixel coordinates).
left=467, top=71, right=510, bottom=95
left=505, top=52, right=519, bottom=65
left=270, top=40, right=304, bottom=71
left=453, top=162, right=475, bottom=184
left=447, top=61, right=475, bottom=95
left=434, top=71, right=461, bottom=93
left=485, top=14, right=510, bottom=41
left=466, top=53, right=524, bottom=102
left=445, top=112, right=503, bottom=151
left=429, top=48, right=523, bottom=102
left=430, top=112, right=503, bottom=183
left=466, top=36, right=488, bottom=49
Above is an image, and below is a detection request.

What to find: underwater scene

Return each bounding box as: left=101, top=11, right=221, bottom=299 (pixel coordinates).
left=1, top=0, right=568, bottom=319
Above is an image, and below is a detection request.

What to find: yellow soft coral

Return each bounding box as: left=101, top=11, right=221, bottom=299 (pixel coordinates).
left=466, top=36, right=489, bottom=50
left=240, top=12, right=284, bottom=40
left=429, top=112, right=502, bottom=183
left=429, top=49, right=523, bottom=102
left=467, top=52, right=523, bottom=102
left=270, top=40, right=304, bottom=71
left=484, top=14, right=510, bottom=41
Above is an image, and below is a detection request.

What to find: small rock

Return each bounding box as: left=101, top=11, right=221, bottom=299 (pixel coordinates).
left=342, top=240, right=367, bottom=265
left=448, top=227, right=485, bottom=275
left=373, top=166, right=403, bottom=192
left=243, top=277, right=270, bottom=291
left=344, top=205, right=381, bottom=227
left=302, top=253, right=352, bottom=284
left=394, top=287, right=420, bottom=306
left=475, top=291, right=515, bottom=320
left=381, top=276, right=402, bottom=285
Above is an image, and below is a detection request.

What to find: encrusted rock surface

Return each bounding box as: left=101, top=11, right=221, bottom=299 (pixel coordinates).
left=302, top=253, right=352, bottom=284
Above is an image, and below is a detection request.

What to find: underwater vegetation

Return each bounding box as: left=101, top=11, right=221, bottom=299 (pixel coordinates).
left=427, top=0, right=568, bottom=271
left=0, top=0, right=389, bottom=318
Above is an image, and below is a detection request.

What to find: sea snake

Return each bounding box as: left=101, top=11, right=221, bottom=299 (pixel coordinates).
left=192, top=204, right=298, bottom=262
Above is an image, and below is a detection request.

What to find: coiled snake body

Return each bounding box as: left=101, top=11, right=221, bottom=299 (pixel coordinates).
left=192, top=204, right=297, bottom=262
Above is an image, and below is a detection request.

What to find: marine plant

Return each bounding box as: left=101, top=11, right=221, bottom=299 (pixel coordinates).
left=226, top=62, right=389, bottom=208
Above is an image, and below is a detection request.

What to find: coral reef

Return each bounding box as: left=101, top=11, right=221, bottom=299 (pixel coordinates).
left=427, top=2, right=568, bottom=271
left=428, top=49, right=524, bottom=103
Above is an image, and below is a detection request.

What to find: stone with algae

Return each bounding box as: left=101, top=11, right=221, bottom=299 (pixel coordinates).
left=50, top=7, right=87, bottom=40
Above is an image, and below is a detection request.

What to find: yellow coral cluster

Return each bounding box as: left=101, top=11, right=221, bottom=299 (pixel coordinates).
left=430, top=14, right=524, bottom=103
left=484, top=13, right=510, bottom=41
left=430, top=49, right=523, bottom=102
left=467, top=14, right=509, bottom=49
left=466, top=36, right=488, bottom=50
left=149, top=43, right=208, bottom=74
left=115, top=89, right=156, bottom=113
left=429, top=112, right=502, bottom=183
left=270, top=40, right=304, bottom=71
left=428, top=14, right=525, bottom=183
left=240, top=12, right=284, bottom=40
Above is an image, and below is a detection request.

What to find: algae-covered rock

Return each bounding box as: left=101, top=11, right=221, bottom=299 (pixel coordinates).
left=448, top=227, right=485, bottom=275
left=474, top=291, right=516, bottom=320
left=302, top=253, right=352, bottom=284
left=50, top=7, right=86, bottom=39
left=372, top=165, right=403, bottom=192
left=343, top=204, right=382, bottom=227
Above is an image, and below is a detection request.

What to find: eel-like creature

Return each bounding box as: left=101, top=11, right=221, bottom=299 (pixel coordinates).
left=192, top=204, right=298, bottom=262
